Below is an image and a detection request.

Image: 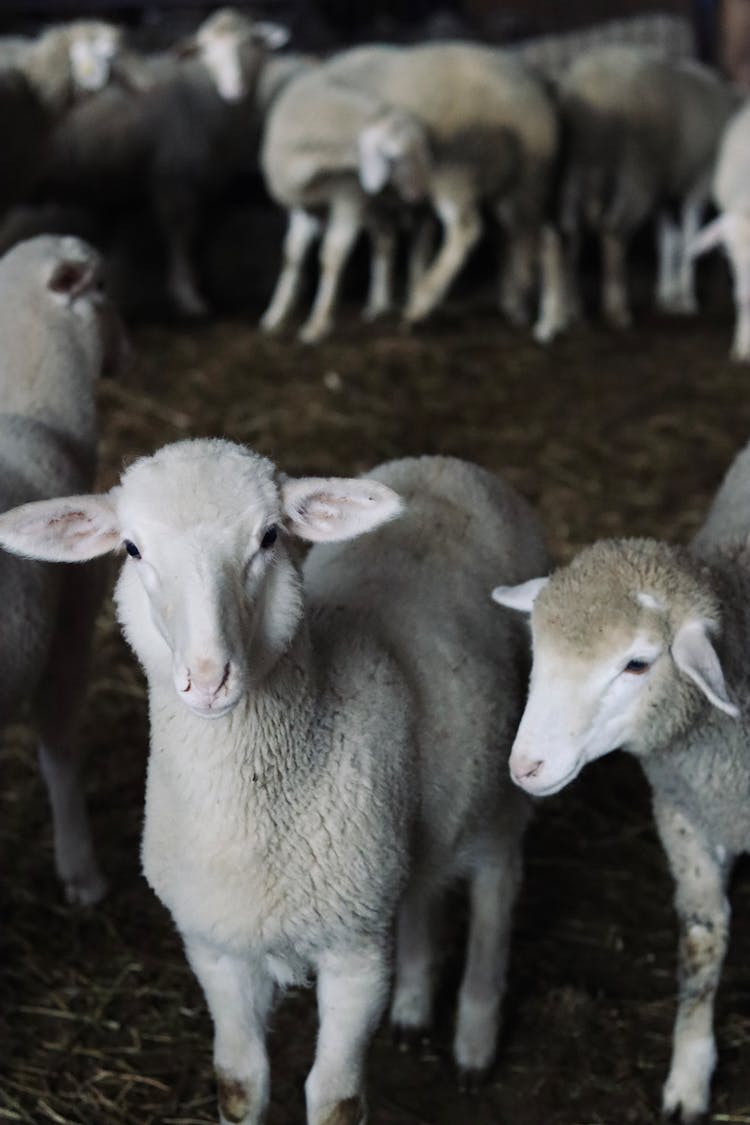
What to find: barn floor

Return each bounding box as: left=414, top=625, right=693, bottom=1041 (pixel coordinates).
left=3, top=295, right=750, bottom=1125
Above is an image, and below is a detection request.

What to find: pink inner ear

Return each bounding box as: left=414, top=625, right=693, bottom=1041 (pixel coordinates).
left=48, top=260, right=94, bottom=297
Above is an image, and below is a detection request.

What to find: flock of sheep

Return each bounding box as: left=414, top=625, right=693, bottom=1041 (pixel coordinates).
left=2, top=8, right=750, bottom=1125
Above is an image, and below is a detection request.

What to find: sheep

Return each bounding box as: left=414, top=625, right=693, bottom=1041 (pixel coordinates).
left=559, top=46, right=740, bottom=327
left=491, top=447, right=750, bottom=1123
left=40, top=9, right=293, bottom=318
left=261, top=41, right=569, bottom=343
left=690, top=99, right=750, bottom=360
left=0, top=445, right=548, bottom=1123
left=260, top=62, right=432, bottom=341
left=0, top=234, right=123, bottom=905
left=0, top=21, right=122, bottom=218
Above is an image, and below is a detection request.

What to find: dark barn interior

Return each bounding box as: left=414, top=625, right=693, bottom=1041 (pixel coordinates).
left=2, top=4, right=750, bottom=1125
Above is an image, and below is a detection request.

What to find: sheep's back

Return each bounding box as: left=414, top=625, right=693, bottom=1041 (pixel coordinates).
left=304, top=455, right=545, bottom=867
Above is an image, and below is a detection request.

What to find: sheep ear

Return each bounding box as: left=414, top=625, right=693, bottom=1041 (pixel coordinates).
left=47, top=253, right=98, bottom=301
left=672, top=619, right=739, bottom=717
left=358, top=124, right=391, bottom=194
left=689, top=216, right=727, bottom=259
left=491, top=576, right=549, bottom=613
left=253, top=21, right=290, bottom=50
left=282, top=477, right=403, bottom=542
left=0, top=495, right=120, bottom=562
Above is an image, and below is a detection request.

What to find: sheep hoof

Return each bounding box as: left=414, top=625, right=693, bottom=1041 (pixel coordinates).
left=392, top=1022, right=432, bottom=1054
left=64, top=868, right=108, bottom=906
left=457, top=1064, right=489, bottom=1094
left=315, top=1095, right=365, bottom=1125
left=362, top=304, right=392, bottom=323
left=298, top=320, right=331, bottom=344
left=657, top=294, right=698, bottom=316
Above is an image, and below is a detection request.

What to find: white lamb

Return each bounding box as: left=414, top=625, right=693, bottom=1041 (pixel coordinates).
left=0, top=444, right=547, bottom=1124
left=492, top=437, right=750, bottom=1123
left=0, top=234, right=122, bottom=904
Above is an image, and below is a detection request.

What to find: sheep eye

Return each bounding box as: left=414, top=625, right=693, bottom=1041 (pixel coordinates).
left=124, top=539, right=141, bottom=559
left=260, top=525, right=278, bottom=549
left=624, top=659, right=650, bottom=675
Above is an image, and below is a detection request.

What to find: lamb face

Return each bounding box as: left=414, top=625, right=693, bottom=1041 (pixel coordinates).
left=191, top=9, right=289, bottom=103
left=492, top=539, right=737, bottom=796
left=0, top=439, right=402, bottom=720
left=67, top=22, right=122, bottom=94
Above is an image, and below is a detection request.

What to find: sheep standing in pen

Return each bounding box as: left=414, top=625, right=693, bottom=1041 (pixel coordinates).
left=559, top=46, right=740, bottom=327
left=261, top=42, right=569, bottom=343
left=0, top=444, right=547, bottom=1124
left=0, top=235, right=123, bottom=905
left=0, top=21, right=122, bottom=219
left=260, top=61, right=432, bottom=341
left=690, top=100, right=750, bottom=361
left=40, top=9, right=292, bottom=318
left=491, top=438, right=750, bottom=1123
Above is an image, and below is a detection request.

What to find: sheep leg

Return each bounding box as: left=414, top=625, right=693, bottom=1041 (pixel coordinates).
left=185, top=940, right=274, bottom=1125
left=601, top=230, right=631, bottom=329
left=655, top=802, right=731, bottom=1125
left=453, top=840, right=522, bottom=1083
left=363, top=213, right=397, bottom=321
left=260, top=208, right=321, bottom=335
left=533, top=225, right=570, bottom=344
left=676, top=185, right=709, bottom=314
left=498, top=228, right=535, bottom=327
left=726, top=243, right=750, bottom=362
left=299, top=192, right=365, bottom=344
left=390, top=879, right=438, bottom=1041
left=155, top=180, right=209, bottom=318
left=32, top=559, right=107, bottom=905
left=305, top=944, right=390, bottom=1125
left=406, top=213, right=438, bottom=304
left=656, top=211, right=683, bottom=312
left=404, top=198, right=482, bottom=324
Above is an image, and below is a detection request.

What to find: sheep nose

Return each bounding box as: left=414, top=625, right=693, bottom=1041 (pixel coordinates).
left=181, top=660, right=231, bottom=705
left=509, top=756, right=544, bottom=784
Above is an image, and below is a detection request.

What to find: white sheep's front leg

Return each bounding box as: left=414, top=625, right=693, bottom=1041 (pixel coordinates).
left=260, top=208, right=321, bottom=335
left=305, top=944, right=390, bottom=1125
left=299, top=190, right=366, bottom=344
left=404, top=197, right=482, bottom=324
left=185, top=940, right=275, bottom=1125
left=453, top=839, right=522, bottom=1083
left=406, top=213, right=438, bottom=305
left=363, top=214, right=397, bottom=321
left=601, top=230, right=631, bottom=329
left=654, top=802, right=731, bottom=1125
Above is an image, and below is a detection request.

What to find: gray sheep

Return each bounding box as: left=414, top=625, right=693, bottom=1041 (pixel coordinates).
left=41, top=9, right=292, bottom=317
left=492, top=437, right=750, bottom=1123
left=0, top=448, right=547, bottom=1123
left=0, top=234, right=123, bottom=904
left=559, top=46, right=740, bottom=327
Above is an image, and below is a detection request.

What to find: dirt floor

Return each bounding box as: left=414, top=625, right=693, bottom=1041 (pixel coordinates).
left=3, top=291, right=750, bottom=1125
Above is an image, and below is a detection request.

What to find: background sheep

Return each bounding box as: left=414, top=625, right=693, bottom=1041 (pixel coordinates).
left=39, top=9, right=292, bottom=318
left=0, top=445, right=547, bottom=1123
left=690, top=99, right=750, bottom=360
left=260, top=60, right=430, bottom=341
left=559, top=46, right=740, bottom=327
left=0, top=234, right=122, bottom=905
left=262, top=41, right=568, bottom=343
left=0, top=21, right=122, bottom=219
left=492, top=440, right=750, bottom=1123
